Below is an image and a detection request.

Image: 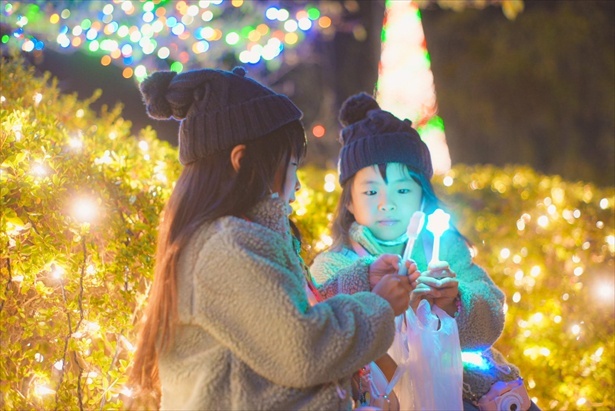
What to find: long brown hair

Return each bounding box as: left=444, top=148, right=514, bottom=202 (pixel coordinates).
left=130, top=121, right=306, bottom=402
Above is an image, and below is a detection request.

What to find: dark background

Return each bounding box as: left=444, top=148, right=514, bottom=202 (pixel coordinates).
left=15, top=0, right=614, bottom=187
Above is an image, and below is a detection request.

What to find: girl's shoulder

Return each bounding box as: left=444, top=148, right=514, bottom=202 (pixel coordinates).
left=312, top=246, right=358, bottom=265
left=310, top=246, right=359, bottom=285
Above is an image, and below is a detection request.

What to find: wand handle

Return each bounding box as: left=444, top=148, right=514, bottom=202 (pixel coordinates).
left=430, top=234, right=441, bottom=266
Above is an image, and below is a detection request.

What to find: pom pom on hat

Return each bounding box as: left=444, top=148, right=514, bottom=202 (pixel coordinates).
left=338, top=92, right=381, bottom=128
left=140, top=71, right=178, bottom=120
left=337, top=92, right=433, bottom=184
left=231, top=66, right=247, bottom=77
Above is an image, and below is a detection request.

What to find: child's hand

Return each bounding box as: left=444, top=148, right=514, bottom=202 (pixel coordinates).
left=372, top=274, right=412, bottom=316
left=419, top=262, right=459, bottom=316
left=368, top=254, right=406, bottom=289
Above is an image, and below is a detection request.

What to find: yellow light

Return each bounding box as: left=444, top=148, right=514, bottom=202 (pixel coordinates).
left=12, top=124, right=22, bottom=141
left=443, top=176, right=453, bottom=187
left=121, top=385, right=133, bottom=397
left=31, top=162, right=48, bottom=177
left=595, top=280, right=614, bottom=301
left=138, top=140, right=149, bottom=151
left=52, top=265, right=65, bottom=279
left=576, top=398, right=587, bottom=406
left=599, top=197, right=609, bottom=209
left=69, top=137, right=83, bottom=150
left=512, top=292, right=521, bottom=303
left=516, top=218, right=525, bottom=231
left=500, top=248, right=511, bottom=259
left=571, top=324, right=581, bottom=335
left=76, top=109, right=84, bottom=118
left=284, top=32, right=298, bottom=45
left=547, top=204, right=556, bottom=215
left=34, top=384, right=56, bottom=396
left=532, top=312, right=543, bottom=323
left=573, top=267, right=584, bottom=276
left=537, top=215, right=549, bottom=228
left=120, top=335, right=136, bottom=352
left=554, top=315, right=562, bottom=323
left=72, top=197, right=98, bottom=223
left=33, top=92, right=43, bottom=105
left=324, top=182, right=335, bottom=192
left=54, top=360, right=64, bottom=371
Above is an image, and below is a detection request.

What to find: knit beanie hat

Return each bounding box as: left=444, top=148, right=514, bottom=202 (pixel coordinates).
left=337, top=92, right=433, bottom=184
left=140, top=66, right=303, bottom=165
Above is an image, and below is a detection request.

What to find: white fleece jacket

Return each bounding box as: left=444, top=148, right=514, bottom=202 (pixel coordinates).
left=158, top=198, right=396, bottom=410
left=311, top=222, right=521, bottom=402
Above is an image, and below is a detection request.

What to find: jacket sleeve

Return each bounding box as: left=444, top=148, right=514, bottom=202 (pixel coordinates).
left=190, top=222, right=395, bottom=389
left=310, top=251, right=374, bottom=298
left=441, top=231, right=506, bottom=350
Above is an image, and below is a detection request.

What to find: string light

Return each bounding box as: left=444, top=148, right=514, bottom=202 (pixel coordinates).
left=2, top=1, right=331, bottom=75
left=34, top=384, right=56, bottom=396
left=72, top=197, right=98, bottom=223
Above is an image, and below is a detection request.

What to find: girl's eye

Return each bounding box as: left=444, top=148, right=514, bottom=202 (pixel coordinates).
left=363, top=190, right=377, bottom=196
left=398, top=188, right=411, bottom=194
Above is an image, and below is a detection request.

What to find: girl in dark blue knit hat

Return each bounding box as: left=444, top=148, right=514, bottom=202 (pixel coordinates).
left=129, top=69, right=414, bottom=410
left=311, top=93, right=540, bottom=411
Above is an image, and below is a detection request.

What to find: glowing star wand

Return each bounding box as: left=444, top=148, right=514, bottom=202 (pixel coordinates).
left=398, top=211, right=426, bottom=275
left=426, top=209, right=451, bottom=265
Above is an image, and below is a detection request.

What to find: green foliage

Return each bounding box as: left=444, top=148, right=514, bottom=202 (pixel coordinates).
left=2, top=55, right=613, bottom=410
left=1, top=55, right=181, bottom=409
left=293, top=166, right=614, bottom=410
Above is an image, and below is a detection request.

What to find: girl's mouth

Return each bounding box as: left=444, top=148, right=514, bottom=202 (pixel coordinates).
left=377, top=220, right=399, bottom=226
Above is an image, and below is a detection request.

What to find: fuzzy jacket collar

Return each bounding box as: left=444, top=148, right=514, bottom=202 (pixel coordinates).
left=244, top=196, right=293, bottom=239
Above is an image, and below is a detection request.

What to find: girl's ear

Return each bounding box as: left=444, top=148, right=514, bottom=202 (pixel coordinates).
left=346, top=201, right=354, bottom=215
left=230, top=144, right=247, bottom=172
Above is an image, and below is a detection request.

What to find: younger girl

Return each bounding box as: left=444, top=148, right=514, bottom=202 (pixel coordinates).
left=129, top=70, right=412, bottom=410
left=311, top=93, right=539, bottom=410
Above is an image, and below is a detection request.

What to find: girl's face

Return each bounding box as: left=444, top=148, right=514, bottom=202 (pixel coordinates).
left=347, top=163, right=423, bottom=241
left=273, top=156, right=301, bottom=205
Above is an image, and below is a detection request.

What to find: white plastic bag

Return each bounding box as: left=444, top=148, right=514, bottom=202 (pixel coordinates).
left=387, top=299, right=463, bottom=410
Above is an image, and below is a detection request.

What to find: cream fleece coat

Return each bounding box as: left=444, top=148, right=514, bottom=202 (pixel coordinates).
left=310, top=223, right=521, bottom=403
left=158, top=199, right=396, bottom=410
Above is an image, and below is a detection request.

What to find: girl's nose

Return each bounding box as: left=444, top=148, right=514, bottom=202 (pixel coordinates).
left=379, top=199, right=396, bottom=211
left=295, top=179, right=301, bottom=192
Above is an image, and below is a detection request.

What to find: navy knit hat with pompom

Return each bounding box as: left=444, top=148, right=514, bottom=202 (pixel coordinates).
left=139, top=67, right=303, bottom=165
left=337, top=92, right=433, bottom=184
